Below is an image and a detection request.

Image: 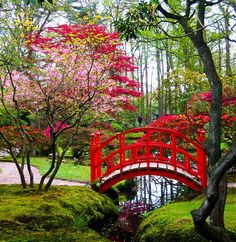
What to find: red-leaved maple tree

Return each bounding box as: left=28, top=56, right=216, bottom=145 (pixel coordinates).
left=149, top=114, right=236, bottom=146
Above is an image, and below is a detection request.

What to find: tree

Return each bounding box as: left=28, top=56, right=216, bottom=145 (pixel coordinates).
left=114, top=1, right=236, bottom=241
left=2, top=23, right=141, bottom=191
left=153, top=68, right=208, bottom=114
left=0, top=0, right=54, bottom=188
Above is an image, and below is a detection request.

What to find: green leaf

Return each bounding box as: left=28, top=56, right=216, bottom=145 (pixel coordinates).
left=150, top=0, right=159, bottom=3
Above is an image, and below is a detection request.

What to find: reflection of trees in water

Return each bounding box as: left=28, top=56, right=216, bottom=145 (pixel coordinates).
left=116, top=176, right=184, bottom=241
left=120, top=176, right=184, bottom=211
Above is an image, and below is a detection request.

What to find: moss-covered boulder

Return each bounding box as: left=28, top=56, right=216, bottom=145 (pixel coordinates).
left=137, top=190, right=236, bottom=242
left=0, top=227, right=109, bottom=242
left=0, top=185, right=118, bottom=241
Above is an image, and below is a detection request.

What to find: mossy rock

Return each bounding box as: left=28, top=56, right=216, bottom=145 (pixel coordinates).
left=137, top=209, right=207, bottom=242
left=0, top=185, right=118, bottom=241
left=137, top=192, right=236, bottom=242
left=0, top=227, right=109, bottom=242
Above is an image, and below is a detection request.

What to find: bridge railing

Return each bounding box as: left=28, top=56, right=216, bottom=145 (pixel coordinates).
left=90, top=128, right=207, bottom=190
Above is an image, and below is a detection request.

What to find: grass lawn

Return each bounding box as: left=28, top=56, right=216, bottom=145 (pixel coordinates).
left=30, top=157, right=90, bottom=182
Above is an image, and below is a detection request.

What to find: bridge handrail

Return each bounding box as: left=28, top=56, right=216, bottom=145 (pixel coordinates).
left=94, top=127, right=204, bottom=151
left=90, top=127, right=207, bottom=191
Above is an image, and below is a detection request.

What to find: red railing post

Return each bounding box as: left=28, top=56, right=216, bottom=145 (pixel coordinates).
left=196, top=130, right=207, bottom=188
left=202, top=151, right=207, bottom=188
left=95, top=132, right=102, bottom=179
left=119, top=133, right=125, bottom=173
left=197, top=147, right=207, bottom=188
left=90, top=133, right=96, bottom=183
left=146, top=130, right=150, bottom=170
left=171, top=133, right=177, bottom=171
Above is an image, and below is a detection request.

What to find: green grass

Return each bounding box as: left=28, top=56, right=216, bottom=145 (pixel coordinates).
left=30, top=157, right=90, bottom=182
left=0, top=185, right=118, bottom=241
left=138, top=188, right=236, bottom=242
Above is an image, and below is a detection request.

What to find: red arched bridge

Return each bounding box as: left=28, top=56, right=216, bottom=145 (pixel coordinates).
left=90, top=127, right=207, bottom=193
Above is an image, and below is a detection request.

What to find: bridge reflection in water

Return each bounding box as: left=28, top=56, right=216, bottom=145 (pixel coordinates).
left=119, top=176, right=184, bottom=214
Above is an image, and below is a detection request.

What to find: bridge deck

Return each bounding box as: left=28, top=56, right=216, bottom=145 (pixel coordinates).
left=100, top=162, right=200, bottom=185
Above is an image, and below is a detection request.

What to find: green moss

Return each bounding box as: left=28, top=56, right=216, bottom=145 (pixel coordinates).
left=0, top=227, right=109, bottom=242
left=137, top=190, right=236, bottom=242
left=0, top=185, right=117, bottom=241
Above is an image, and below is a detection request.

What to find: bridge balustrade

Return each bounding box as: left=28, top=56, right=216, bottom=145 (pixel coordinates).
left=90, top=127, right=207, bottom=193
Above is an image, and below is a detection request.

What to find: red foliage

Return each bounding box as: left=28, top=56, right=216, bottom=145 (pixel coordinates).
left=92, top=122, right=114, bottom=132
left=189, top=91, right=236, bottom=107
left=0, top=125, right=48, bottom=151
left=25, top=23, right=142, bottom=113
left=149, top=114, right=236, bottom=143
left=28, top=24, right=120, bottom=54
left=44, top=122, right=69, bottom=138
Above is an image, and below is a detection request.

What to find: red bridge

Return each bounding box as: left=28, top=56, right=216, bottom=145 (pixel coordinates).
left=90, top=127, right=207, bottom=193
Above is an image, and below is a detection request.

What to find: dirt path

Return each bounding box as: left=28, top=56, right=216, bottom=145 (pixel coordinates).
left=0, top=161, right=87, bottom=186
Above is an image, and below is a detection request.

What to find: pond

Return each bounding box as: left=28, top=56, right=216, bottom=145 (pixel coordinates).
left=104, top=175, right=185, bottom=241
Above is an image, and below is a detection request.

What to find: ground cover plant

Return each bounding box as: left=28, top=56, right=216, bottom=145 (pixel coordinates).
left=137, top=188, right=236, bottom=242
left=0, top=185, right=118, bottom=241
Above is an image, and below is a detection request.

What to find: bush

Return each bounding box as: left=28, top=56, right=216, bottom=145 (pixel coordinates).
left=111, top=122, right=124, bottom=132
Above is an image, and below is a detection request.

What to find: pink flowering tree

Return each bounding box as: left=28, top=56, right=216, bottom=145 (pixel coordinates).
left=1, top=23, right=141, bottom=190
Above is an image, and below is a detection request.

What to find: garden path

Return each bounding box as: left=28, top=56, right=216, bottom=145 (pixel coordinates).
left=0, top=161, right=87, bottom=186
left=0, top=161, right=235, bottom=187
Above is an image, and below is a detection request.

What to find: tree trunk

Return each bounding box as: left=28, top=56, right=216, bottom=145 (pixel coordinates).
left=144, top=45, right=150, bottom=124
left=44, top=157, right=62, bottom=191
left=0, top=132, right=27, bottom=189
left=39, top=136, right=57, bottom=190
left=14, top=157, right=27, bottom=189
left=191, top=142, right=236, bottom=242
left=223, top=8, right=232, bottom=76
left=179, top=10, right=225, bottom=228
left=155, top=45, right=164, bottom=117
left=217, top=27, right=222, bottom=75
left=209, top=176, right=227, bottom=228
left=138, top=47, right=145, bottom=118
left=26, top=145, right=34, bottom=187
left=194, top=41, right=225, bottom=229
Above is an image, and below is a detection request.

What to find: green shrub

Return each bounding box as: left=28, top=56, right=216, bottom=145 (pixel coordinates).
left=125, top=132, right=144, bottom=139
left=111, top=122, right=124, bottom=132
